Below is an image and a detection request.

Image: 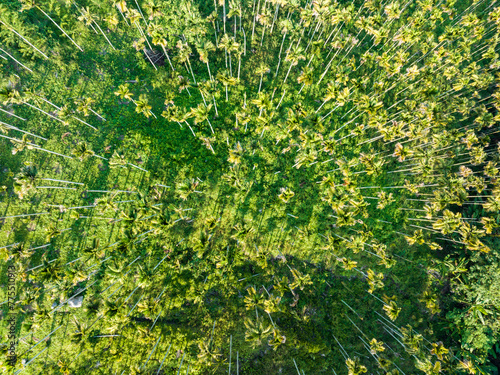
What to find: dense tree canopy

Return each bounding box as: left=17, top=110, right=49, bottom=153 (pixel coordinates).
left=0, top=0, right=500, bottom=373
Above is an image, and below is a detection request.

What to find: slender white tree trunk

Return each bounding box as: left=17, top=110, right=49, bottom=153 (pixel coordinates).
left=0, top=47, right=33, bottom=72
left=89, top=108, right=106, bottom=121
left=187, top=59, right=197, bottom=84
left=238, top=54, right=241, bottom=79
left=252, top=0, right=260, bottom=41
left=206, top=61, right=213, bottom=80
left=37, top=6, right=83, bottom=52
left=282, top=63, right=293, bottom=86
left=213, top=96, right=219, bottom=116
left=275, top=58, right=281, bottom=77
left=93, top=21, right=116, bottom=50
left=223, top=0, right=226, bottom=33
left=72, top=115, right=97, bottom=131
left=206, top=118, right=214, bottom=134
left=160, top=45, right=175, bottom=71
left=0, top=107, right=26, bottom=121
left=0, top=134, right=73, bottom=159
left=276, top=89, right=286, bottom=109
left=185, top=120, right=196, bottom=137
left=0, top=20, right=49, bottom=59
left=134, top=22, right=157, bottom=70
left=23, top=102, right=65, bottom=123
left=0, top=120, right=47, bottom=140
left=243, top=27, right=247, bottom=56
left=199, top=90, right=207, bottom=106
left=270, top=3, right=279, bottom=35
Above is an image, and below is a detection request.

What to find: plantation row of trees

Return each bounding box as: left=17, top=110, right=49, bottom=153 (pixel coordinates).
left=0, top=0, right=500, bottom=373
